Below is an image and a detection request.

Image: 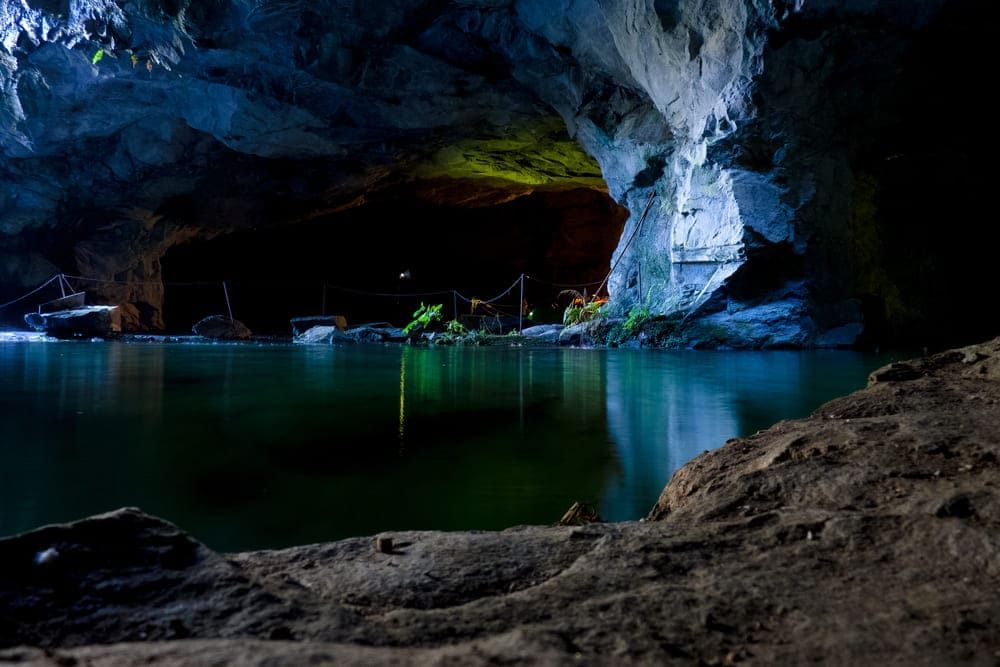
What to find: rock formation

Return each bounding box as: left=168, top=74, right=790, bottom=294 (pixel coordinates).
left=23, top=303, right=120, bottom=337
left=191, top=313, right=251, bottom=340
left=0, top=0, right=993, bottom=345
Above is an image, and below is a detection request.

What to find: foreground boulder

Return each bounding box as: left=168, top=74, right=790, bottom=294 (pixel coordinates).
left=1, top=339, right=999, bottom=664
left=192, top=315, right=252, bottom=341
left=23, top=306, right=121, bottom=339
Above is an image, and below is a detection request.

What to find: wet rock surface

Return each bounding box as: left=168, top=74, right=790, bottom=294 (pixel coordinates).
left=191, top=314, right=251, bottom=340
left=23, top=305, right=121, bottom=339
left=345, top=324, right=406, bottom=344
left=2, top=338, right=999, bottom=664
left=290, top=316, right=347, bottom=337
left=293, top=324, right=352, bottom=345
left=520, top=324, right=563, bottom=344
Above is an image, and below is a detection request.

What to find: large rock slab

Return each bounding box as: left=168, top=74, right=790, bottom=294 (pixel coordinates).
left=23, top=305, right=121, bottom=339
left=3, top=338, right=999, bottom=664
left=520, top=324, right=563, bottom=344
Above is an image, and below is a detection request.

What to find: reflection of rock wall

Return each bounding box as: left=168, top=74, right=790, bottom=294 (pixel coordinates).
left=602, top=350, right=884, bottom=519
left=603, top=352, right=739, bottom=520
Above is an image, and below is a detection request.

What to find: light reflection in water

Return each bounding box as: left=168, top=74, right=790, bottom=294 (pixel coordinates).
left=599, top=350, right=884, bottom=520
left=398, top=350, right=406, bottom=443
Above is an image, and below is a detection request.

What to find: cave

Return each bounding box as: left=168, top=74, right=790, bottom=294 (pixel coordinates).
left=0, top=0, right=995, bottom=348
left=159, top=187, right=627, bottom=334
left=4, top=1, right=1000, bottom=663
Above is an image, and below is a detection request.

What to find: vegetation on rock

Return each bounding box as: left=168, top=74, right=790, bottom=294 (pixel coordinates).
left=561, top=290, right=606, bottom=326
left=403, top=303, right=443, bottom=336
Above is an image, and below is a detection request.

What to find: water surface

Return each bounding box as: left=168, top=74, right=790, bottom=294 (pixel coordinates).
left=0, top=341, right=887, bottom=551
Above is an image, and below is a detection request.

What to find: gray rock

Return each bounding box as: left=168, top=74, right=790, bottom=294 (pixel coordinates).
left=293, top=325, right=352, bottom=345
left=679, top=297, right=813, bottom=349
left=192, top=315, right=251, bottom=341
left=290, top=316, right=348, bottom=337
left=558, top=323, right=593, bottom=347
left=347, top=324, right=406, bottom=344
left=520, top=324, right=563, bottom=344
left=23, top=305, right=121, bottom=339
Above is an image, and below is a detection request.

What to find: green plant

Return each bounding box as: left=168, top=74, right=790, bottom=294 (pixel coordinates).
left=623, top=304, right=651, bottom=335
left=559, top=289, right=607, bottom=326
left=563, top=300, right=606, bottom=326
left=403, top=303, right=443, bottom=335
left=92, top=49, right=105, bottom=65
left=446, top=319, right=466, bottom=335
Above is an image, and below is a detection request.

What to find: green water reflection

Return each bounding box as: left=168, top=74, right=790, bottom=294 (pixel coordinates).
left=0, top=342, right=887, bottom=551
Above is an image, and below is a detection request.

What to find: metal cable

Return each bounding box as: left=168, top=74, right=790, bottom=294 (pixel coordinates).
left=525, top=275, right=606, bottom=289
left=0, top=274, right=61, bottom=311
left=593, top=190, right=657, bottom=297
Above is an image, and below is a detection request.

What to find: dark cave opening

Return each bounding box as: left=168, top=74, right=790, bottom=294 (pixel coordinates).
left=856, top=0, right=997, bottom=348
left=160, top=187, right=627, bottom=334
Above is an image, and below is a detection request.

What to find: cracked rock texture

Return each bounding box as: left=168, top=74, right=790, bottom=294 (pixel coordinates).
left=0, top=0, right=994, bottom=345
left=2, top=337, right=999, bottom=664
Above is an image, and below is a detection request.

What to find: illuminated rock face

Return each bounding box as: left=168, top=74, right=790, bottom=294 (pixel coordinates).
left=0, top=0, right=989, bottom=344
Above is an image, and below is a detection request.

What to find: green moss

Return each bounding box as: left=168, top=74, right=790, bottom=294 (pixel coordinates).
left=414, top=117, right=605, bottom=188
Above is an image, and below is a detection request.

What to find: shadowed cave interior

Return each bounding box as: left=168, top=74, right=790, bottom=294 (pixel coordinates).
left=160, top=187, right=627, bottom=334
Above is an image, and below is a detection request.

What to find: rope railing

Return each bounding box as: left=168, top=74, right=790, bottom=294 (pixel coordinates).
left=58, top=272, right=606, bottom=300
left=525, top=275, right=606, bottom=289
left=324, top=284, right=458, bottom=299
left=63, top=274, right=219, bottom=287
left=1, top=268, right=625, bottom=333
left=454, top=274, right=524, bottom=305
left=0, top=274, right=62, bottom=311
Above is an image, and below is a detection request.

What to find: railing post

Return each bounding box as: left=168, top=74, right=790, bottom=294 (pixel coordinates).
left=518, top=273, right=525, bottom=332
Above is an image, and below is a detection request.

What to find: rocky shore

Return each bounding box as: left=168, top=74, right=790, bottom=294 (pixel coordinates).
left=2, top=338, right=999, bottom=665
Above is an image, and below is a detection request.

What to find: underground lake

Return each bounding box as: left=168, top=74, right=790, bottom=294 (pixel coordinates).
left=0, top=340, right=889, bottom=552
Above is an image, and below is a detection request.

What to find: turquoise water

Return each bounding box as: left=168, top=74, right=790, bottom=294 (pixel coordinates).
left=0, top=341, right=887, bottom=551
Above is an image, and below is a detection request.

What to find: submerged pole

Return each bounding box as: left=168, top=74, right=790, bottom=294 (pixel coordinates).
left=222, top=281, right=234, bottom=321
